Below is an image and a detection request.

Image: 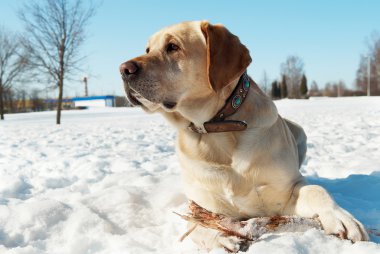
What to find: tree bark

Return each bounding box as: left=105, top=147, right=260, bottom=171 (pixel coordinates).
left=56, top=38, right=65, bottom=125
left=0, top=84, right=4, bottom=120
left=56, top=79, right=63, bottom=124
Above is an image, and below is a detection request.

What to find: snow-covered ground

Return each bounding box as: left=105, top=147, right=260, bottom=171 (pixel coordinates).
left=0, top=97, right=380, bottom=254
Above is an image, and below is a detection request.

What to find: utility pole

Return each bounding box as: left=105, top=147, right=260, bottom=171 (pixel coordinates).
left=82, top=76, right=88, bottom=97
left=367, top=56, right=371, bottom=96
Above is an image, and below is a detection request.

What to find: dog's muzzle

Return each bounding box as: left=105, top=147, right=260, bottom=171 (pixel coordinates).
left=120, top=61, right=143, bottom=106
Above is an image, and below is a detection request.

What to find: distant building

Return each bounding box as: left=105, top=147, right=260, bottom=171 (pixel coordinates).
left=44, top=98, right=74, bottom=110
left=72, top=95, right=116, bottom=108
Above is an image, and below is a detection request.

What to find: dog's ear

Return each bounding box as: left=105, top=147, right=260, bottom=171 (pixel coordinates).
left=201, top=21, right=252, bottom=92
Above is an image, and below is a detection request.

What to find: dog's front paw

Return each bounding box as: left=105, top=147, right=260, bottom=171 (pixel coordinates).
left=217, top=235, right=250, bottom=253
left=318, top=207, right=369, bottom=242
left=189, top=224, right=250, bottom=252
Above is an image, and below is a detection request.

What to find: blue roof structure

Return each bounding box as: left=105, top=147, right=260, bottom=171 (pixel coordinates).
left=45, top=98, right=73, bottom=103
left=72, top=96, right=115, bottom=101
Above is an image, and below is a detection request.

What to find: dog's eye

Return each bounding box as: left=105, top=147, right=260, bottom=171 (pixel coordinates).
left=166, top=43, right=179, bottom=53
left=146, top=47, right=150, bottom=54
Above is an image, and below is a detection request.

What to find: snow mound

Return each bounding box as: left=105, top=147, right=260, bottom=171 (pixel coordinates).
left=0, top=97, right=379, bottom=253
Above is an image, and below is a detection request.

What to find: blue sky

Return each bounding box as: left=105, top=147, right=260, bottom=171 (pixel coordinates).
left=1, top=0, right=379, bottom=97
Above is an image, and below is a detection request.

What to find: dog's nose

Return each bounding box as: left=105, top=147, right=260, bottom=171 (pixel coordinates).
left=120, top=61, right=139, bottom=76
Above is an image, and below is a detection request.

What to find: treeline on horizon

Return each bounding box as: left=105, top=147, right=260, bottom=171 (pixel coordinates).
left=260, top=34, right=380, bottom=100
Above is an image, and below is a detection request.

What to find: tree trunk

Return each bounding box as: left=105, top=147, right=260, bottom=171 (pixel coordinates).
left=56, top=79, right=63, bottom=124
left=57, top=38, right=65, bottom=125
left=0, top=84, right=4, bottom=120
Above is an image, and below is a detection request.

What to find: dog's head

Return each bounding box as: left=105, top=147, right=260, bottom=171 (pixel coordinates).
left=120, top=21, right=251, bottom=126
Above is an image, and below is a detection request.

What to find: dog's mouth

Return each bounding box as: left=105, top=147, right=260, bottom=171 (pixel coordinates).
left=124, top=78, right=178, bottom=111
left=126, top=90, right=142, bottom=106
left=126, top=86, right=178, bottom=111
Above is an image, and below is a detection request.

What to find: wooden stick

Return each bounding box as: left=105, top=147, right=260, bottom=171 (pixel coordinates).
left=178, top=223, right=198, bottom=242
left=176, top=201, right=322, bottom=243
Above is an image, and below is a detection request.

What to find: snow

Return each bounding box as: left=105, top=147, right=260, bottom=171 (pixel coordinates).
left=0, top=97, right=380, bottom=254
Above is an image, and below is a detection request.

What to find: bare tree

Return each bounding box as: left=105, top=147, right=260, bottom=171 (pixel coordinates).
left=30, top=88, right=45, bottom=111
left=323, top=81, right=346, bottom=97
left=0, top=27, right=28, bottom=120
left=336, top=80, right=346, bottom=97
left=260, top=71, right=270, bottom=94
left=281, top=56, right=305, bottom=98
left=356, top=32, right=380, bottom=95
left=309, top=80, right=321, bottom=97
left=19, top=0, right=97, bottom=124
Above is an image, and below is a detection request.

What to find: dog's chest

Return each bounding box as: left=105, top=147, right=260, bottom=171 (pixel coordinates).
left=177, top=132, right=291, bottom=217
left=181, top=161, right=281, bottom=217
left=220, top=181, right=272, bottom=217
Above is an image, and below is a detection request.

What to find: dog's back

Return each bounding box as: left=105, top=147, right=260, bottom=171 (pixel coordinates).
left=284, top=118, right=307, bottom=168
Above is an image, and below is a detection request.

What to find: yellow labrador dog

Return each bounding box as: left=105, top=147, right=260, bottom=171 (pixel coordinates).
left=120, top=21, right=368, bottom=251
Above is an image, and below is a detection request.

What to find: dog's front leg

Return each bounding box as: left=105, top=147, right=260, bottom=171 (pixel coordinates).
left=291, top=184, right=369, bottom=242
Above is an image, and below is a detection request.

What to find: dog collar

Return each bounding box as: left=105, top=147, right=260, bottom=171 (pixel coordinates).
left=188, top=71, right=250, bottom=134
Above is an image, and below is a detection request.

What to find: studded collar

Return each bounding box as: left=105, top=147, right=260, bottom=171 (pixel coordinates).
left=188, top=71, right=251, bottom=134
